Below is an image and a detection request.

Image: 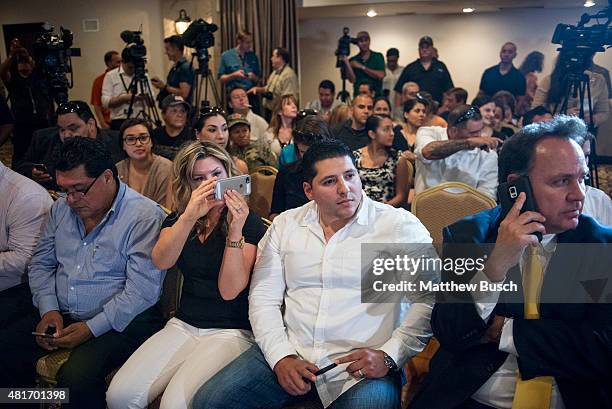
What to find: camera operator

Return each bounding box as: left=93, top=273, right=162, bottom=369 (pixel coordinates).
left=151, top=35, right=195, bottom=107
left=0, top=39, right=54, bottom=163
left=340, top=31, right=385, bottom=99
left=248, top=47, right=299, bottom=121
left=102, top=47, right=153, bottom=130
left=218, top=30, right=261, bottom=114
left=533, top=49, right=610, bottom=127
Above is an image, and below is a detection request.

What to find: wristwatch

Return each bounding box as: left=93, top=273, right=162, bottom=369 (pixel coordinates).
left=382, top=351, right=398, bottom=371
left=226, top=236, right=245, bottom=249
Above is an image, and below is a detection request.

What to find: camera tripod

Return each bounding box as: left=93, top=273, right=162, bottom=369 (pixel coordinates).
left=556, top=71, right=600, bottom=188
left=336, top=57, right=352, bottom=104
left=190, top=53, right=220, bottom=110
left=125, top=70, right=161, bottom=127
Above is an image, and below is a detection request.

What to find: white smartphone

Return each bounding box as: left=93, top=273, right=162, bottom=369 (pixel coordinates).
left=214, top=175, right=251, bottom=200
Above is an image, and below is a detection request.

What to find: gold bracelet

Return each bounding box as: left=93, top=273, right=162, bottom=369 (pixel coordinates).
left=226, top=236, right=245, bottom=249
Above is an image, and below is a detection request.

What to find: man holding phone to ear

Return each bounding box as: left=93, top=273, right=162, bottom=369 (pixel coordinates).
left=410, top=115, right=612, bottom=409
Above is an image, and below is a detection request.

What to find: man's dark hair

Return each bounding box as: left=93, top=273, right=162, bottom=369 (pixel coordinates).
left=522, top=106, right=552, bottom=126
left=302, top=139, right=355, bottom=184
left=104, top=50, right=118, bottom=65
left=293, top=116, right=331, bottom=157
left=471, top=94, right=494, bottom=108
left=164, top=35, right=184, bottom=51
left=358, top=82, right=373, bottom=93
left=386, top=48, right=399, bottom=57
left=274, top=47, right=290, bottom=65
left=319, top=80, right=335, bottom=94
left=447, top=87, right=468, bottom=104
left=54, top=137, right=118, bottom=179
left=118, top=118, right=155, bottom=154
left=228, top=85, right=247, bottom=98
left=498, top=115, right=587, bottom=183
left=448, top=104, right=482, bottom=128
left=57, top=100, right=96, bottom=124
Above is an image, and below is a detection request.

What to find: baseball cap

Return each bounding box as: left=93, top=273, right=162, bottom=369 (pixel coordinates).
left=161, top=94, right=190, bottom=111
left=419, top=36, right=434, bottom=47
left=227, top=113, right=250, bottom=129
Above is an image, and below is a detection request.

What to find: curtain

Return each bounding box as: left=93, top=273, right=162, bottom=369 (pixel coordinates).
left=219, top=0, right=298, bottom=95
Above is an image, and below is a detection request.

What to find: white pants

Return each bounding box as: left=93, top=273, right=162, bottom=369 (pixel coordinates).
left=106, top=317, right=254, bottom=409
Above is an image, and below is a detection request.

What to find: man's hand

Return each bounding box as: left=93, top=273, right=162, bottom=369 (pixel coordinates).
left=31, top=168, right=53, bottom=183
left=485, top=192, right=546, bottom=282
left=50, top=322, right=93, bottom=349
left=350, top=60, right=365, bottom=71
left=467, top=136, right=503, bottom=151
left=35, top=311, right=64, bottom=351
left=232, top=69, right=247, bottom=80
left=335, top=348, right=389, bottom=379
left=480, top=315, right=505, bottom=344
left=151, top=77, right=165, bottom=90
left=273, top=355, right=319, bottom=396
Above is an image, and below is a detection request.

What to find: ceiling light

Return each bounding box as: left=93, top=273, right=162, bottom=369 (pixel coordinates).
left=175, top=9, right=191, bottom=35
left=584, top=0, right=595, bottom=7
left=462, top=7, right=475, bottom=13
left=366, top=9, right=377, bottom=17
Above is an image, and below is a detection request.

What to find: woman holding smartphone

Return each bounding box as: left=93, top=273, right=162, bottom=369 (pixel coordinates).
left=194, top=106, right=249, bottom=174
left=107, top=140, right=265, bottom=409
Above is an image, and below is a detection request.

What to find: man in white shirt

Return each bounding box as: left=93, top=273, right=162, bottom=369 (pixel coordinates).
left=102, top=47, right=152, bottom=130
left=410, top=115, right=612, bottom=409
left=414, top=105, right=502, bottom=200
left=192, top=140, right=437, bottom=409
left=227, top=85, right=268, bottom=142
left=581, top=134, right=611, bottom=225
left=382, top=48, right=404, bottom=119
left=305, top=80, right=343, bottom=121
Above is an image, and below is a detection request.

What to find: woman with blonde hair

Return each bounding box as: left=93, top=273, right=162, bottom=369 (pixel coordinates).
left=107, top=140, right=266, bottom=409
left=264, top=94, right=298, bottom=156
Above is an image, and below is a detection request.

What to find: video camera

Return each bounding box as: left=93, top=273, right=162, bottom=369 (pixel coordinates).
left=182, top=19, right=218, bottom=74
left=120, top=29, right=148, bottom=78
left=335, top=27, right=358, bottom=68
left=32, top=24, right=76, bottom=105
left=551, top=1, right=611, bottom=74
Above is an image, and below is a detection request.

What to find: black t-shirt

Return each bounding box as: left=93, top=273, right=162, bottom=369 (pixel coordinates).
left=161, top=209, right=266, bottom=330
left=270, top=161, right=309, bottom=215
left=394, top=59, right=454, bottom=104
left=152, top=126, right=193, bottom=160
left=0, top=97, right=14, bottom=126
left=479, top=64, right=526, bottom=97
left=333, top=120, right=369, bottom=151
left=6, top=71, right=53, bottom=124
left=156, top=58, right=196, bottom=106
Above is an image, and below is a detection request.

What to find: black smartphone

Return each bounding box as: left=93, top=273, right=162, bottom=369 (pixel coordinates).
left=497, top=175, right=542, bottom=242
left=33, top=163, right=48, bottom=173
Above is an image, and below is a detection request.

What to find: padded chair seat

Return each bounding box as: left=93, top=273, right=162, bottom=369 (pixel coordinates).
left=36, top=349, right=72, bottom=387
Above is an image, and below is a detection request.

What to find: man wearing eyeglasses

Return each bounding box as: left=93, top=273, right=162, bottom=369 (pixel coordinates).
left=340, top=31, right=385, bottom=98
left=414, top=104, right=502, bottom=199
left=0, top=137, right=166, bottom=409
left=13, top=100, right=123, bottom=190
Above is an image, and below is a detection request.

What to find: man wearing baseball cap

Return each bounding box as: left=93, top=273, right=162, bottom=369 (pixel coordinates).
left=226, top=112, right=276, bottom=170
left=340, top=31, right=386, bottom=98
left=394, top=36, right=454, bottom=106
left=151, top=94, right=193, bottom=160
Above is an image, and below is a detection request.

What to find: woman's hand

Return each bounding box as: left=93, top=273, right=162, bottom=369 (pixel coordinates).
left=225, top=190, right=249, bottom=239
left=183, top=178, right=224, bottom=223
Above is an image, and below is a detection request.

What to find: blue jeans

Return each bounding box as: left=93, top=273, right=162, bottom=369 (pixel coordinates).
left=192, top=346, right=401, bottom=409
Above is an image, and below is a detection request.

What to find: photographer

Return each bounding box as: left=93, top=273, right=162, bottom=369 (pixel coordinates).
left=102, top=47, right=153, bottom=130
left=340, top=31, right=386, bottom=98
left=152, top=35, right=195, bottom=107
left=248, top=47, right=299, bottom=120
left=218, top=30, right=261, bottom=114
left=0, top=39, right=53, bottom=163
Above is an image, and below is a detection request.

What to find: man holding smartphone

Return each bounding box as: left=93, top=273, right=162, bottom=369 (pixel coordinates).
left=193, top=140, right=438, bottom=409
left=410, top=115, right=612, bottom=409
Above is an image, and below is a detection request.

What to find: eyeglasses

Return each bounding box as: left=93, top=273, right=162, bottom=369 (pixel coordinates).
left=199, top=106, right=226, bottom=117
left=57, top=174, right=101, bottom=201
left=57, top=101, right=90, bottom=117
left=453, top=106, right=479, bottom=126
left=123, top=134, right=151, bottom=145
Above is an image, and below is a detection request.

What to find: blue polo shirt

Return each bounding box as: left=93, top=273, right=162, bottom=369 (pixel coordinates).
left=217, top=47, right=261, bottom=90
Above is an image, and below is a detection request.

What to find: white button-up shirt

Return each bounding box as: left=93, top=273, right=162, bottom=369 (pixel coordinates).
left=101, top=65, right=151, bottom=120
left=249, top=195, right=437, bottom=407
left=414, top=126, right=498, bottom=199
left=583, top=185, right=612, bottom=226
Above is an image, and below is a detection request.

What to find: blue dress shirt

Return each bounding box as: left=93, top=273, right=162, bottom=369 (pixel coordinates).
left=217, top=47, right=261, bottom=90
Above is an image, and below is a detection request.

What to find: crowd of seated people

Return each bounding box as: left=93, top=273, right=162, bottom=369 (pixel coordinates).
left=0, top=25, right=610, bottom=409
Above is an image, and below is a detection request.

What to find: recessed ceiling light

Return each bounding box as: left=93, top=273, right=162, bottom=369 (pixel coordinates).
left=584, top=0, right=595, bottom=7
left=367, top=9, right=377, bottom=17
left=463, top=7, right=475, bottom=13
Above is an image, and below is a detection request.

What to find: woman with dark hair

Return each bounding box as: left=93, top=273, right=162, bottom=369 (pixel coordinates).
left=116, top=118, right=173, bottom=207
left=533, top=51, right=610, bottom=126
left=264, top=94, right=298, bottom=157
left=518, top=51, right=544, bottom=106
left=393, top=98, right=427, bottom=161
left=354, top=115, right=409, bottom=207
left=471, top=94, right=503, bottom=139
left=194, top=106, right=249, bottom=174
left=107, top=140, right=265, bottom=409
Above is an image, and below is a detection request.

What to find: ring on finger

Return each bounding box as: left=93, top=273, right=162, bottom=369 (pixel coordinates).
left=357, top=369, right=365, bottom=378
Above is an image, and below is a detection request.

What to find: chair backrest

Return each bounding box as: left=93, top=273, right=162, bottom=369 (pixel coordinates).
left=249, top=166, right=278, bottom=218
left=411, top=182, right=497, bottom=244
